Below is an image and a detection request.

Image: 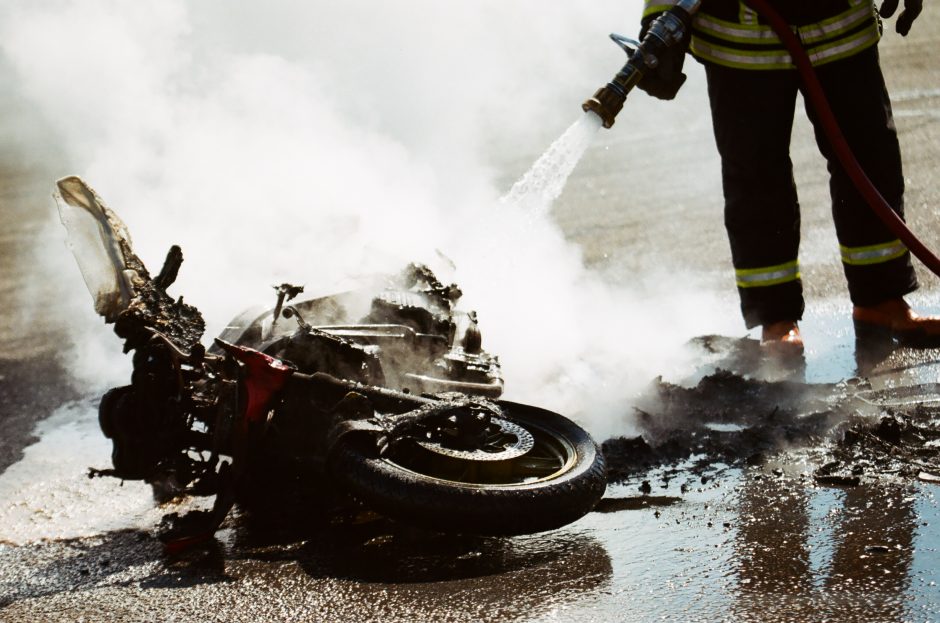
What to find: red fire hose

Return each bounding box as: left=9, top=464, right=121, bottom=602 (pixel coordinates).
left=744, top=0, right=940, bottom=278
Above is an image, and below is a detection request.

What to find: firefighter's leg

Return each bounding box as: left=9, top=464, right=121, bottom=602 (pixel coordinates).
left=803, top=46, right=917, bottom=306
left=806, top=47, right=940, bottom=346
left=705, top=64, right=803, bottom=330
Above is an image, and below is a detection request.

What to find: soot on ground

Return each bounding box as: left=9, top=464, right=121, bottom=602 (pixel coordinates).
left=602, top=349, right=940, bottom=488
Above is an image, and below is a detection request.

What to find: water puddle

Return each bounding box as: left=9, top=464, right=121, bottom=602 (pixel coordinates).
left=0, top=400, right=182, bottom=545
left=3, top=330, right=940, bottom=620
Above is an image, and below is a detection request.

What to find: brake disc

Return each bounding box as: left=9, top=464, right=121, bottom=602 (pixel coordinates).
left=417, top=418, right=534, bottom=461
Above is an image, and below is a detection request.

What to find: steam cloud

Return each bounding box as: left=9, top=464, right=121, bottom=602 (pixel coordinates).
left=1, top=0, right=735, bottom=439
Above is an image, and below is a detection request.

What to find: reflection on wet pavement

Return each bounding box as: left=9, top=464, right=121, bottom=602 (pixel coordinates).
left=732, top=477, right=917, bottom=621
left=7, top=339, right=940, bottom=622
left=4, top=311, right=940, bottom=621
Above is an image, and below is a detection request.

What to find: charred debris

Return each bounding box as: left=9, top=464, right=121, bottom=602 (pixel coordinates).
left=603, top=366, right=940, bottom=488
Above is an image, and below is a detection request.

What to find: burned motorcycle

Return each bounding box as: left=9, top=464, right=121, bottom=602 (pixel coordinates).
left=55, top=176, right=606, bottom=549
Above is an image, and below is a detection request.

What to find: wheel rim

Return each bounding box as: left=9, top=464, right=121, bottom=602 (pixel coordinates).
left=384, top=419, right=578, bottom=487
left=416, top=417, right=535, bottom=461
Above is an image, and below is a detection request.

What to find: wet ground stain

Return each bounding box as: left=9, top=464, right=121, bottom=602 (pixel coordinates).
left=3, top=335, right=940, bottom=621
left=0, top=354, right=77, bottom=474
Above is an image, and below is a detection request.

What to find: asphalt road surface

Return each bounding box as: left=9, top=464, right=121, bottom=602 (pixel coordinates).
left=3, top=7, right=940, bottom=622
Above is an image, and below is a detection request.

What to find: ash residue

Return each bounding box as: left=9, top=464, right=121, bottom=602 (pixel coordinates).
left=603, top=370, right=845, bottom=481
left=602, top=369, right=940, bottom=486
left=819, top=404, right=940, bottom=485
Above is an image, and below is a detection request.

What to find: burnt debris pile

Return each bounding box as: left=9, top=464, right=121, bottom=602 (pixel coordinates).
left=821, top=400, right=940, bottom=486
left=603, top=369, right=940, bottom=486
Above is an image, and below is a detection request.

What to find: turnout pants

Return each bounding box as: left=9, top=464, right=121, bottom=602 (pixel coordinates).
left=705, top=46, right=918, bottom=329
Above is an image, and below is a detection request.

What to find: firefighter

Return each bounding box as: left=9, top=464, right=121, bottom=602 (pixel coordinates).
left=638, top=0, right=940, bottom=353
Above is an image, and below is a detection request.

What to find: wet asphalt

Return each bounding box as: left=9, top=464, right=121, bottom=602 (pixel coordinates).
left=4, top=8, right=940, bottom=623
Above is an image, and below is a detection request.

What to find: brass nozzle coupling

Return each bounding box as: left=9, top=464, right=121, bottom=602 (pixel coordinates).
left=582, top=84, right=627, bottom=129
left=581, top=41, right=643, bottom=129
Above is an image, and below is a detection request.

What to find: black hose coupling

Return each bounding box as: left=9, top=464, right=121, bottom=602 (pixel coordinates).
left=582, top=0, right=701, bottom=128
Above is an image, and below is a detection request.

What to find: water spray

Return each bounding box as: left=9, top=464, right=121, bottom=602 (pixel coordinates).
left=582, top=0, right=701, bottom=128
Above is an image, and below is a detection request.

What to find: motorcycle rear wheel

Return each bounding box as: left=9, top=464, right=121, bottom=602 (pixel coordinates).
left=327, top=401, right=606, bottom=535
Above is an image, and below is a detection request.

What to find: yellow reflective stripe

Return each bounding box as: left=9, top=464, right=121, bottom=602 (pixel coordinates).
left=643, top=1, right=677, bottom=19
left=691, top=18, right=879, bottom=70
left=735, top=261, right=801, bottom=288
left=693, top=4, right=875, bottom=46
left=840, top=240, right=908, bottom=266
left=646, top=2, right=880, bottom=70
left=806, top=22, right=880, bottom=67
left=739, top=2, right=758, bottom=25
left=797, top=2, right=876, bottom=45
left=694, top=13, right=779, bottom=45
left=691, top=37, right=793, bottom=70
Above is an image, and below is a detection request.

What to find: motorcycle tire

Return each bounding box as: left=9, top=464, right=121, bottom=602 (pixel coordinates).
left=327, top=401, right=606, bottom=535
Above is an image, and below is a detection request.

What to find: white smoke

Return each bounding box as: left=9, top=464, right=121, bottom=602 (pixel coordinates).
left=1, top=0, right=736, bottom=439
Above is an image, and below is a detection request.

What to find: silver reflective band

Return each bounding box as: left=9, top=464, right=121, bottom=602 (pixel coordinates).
left=695, top=14, right=780, bottom=42
left=690, top=37, right=792, bottom=69
left=645, top=0, right=881, bottom=71
left=797, top=2, right=875, bottom=45
left=806, top=27, right=880, bottom=65
left=840, top=240, right=908, bottom=265
left=740, top=6, right=758, bottom=26
left=694, top=2, right=875, bottom=46
left=735, top=262, right=801, bottom=288
left=675, top=0, right=702, bottom=13
left=691, top=22, right=879, bottom=70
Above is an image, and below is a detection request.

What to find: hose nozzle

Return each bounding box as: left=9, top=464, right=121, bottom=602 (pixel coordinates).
left=582, top=34, right=639, bottom=128
left=582, top=0, right=700, bottom=129
left=582, top=87, right=627, bottom=130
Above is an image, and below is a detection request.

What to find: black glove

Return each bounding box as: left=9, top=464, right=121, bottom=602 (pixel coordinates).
left=636, top=13, right=691, bottom=101
left=879, top=0, right=923, bottom=35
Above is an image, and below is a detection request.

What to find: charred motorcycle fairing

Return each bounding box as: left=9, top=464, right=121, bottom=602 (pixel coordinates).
left=55, top=176, right=606, bottom=548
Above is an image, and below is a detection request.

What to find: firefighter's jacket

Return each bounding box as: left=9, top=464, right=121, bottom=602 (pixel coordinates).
left=643, top=0, right=882, bottom=70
